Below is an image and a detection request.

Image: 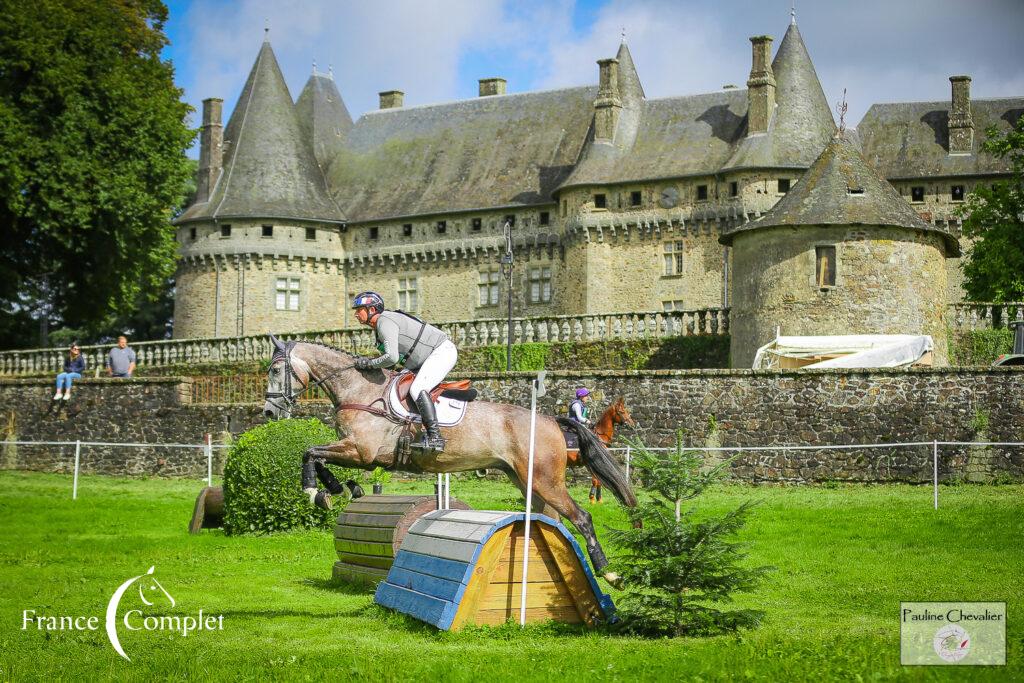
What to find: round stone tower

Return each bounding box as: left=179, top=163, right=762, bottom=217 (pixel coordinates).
left=172, top=39, right=348, bottom=339
left=720, top=134, right=960, bottom=368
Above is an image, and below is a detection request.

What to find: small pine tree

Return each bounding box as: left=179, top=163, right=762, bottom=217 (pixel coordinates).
left=609, top=431, right=772, bottom=637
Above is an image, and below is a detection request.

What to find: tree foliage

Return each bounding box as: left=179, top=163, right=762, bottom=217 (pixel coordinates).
left=0, top=0, right=194, bottom=349
left=609, top=432, right=772, bottom=637
left=960, top=115, right=1024, bottom=302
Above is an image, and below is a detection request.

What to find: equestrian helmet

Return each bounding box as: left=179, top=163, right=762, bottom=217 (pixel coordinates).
left=351, top=291, right=385, bottom=314
left=575, top=387, right=590, bottom=399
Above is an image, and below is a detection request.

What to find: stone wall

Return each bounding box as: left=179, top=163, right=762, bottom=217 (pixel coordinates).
left=2, top=368, right=1022, bottom=483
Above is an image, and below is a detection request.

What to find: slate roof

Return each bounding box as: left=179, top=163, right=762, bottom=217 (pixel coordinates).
left=296, top=71, right=353, bottom=174
left=176, top=41, right=345, bottom=225
left=720, top=135, right=960, bottom=254
left=325, top=86, right=597, bottom=222
left=857, top=98, right=1024, bottom=179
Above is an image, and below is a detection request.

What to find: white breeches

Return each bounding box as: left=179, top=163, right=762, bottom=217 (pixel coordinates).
left=410, top=340, right=458, bottom=397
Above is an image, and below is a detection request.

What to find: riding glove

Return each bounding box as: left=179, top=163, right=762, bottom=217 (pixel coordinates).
left=354, top=356, right=374, bottom=370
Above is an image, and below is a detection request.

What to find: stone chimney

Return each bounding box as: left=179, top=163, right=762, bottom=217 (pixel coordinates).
left=196, top=98, right=223, bottom=203
left=379, top=90, right=404, bottom=109
left=949, top=75, right=974, bottom=154
left=746, top=36, right=776, bottom=135
left=479, top=78, right=506, bottom=96
left=594, top=58, right=621, bottom=141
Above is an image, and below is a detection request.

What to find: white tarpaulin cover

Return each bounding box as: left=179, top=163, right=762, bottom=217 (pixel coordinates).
left=752, top=334, right=934, bottom=370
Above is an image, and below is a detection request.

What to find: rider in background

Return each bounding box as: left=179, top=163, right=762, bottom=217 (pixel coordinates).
left=351, top=291, right=456, bottom=453
left=569, top=387, right=602, bottom=504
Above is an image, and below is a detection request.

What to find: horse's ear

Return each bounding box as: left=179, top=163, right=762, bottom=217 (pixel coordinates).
left=269, top=333, right=284, bottom=352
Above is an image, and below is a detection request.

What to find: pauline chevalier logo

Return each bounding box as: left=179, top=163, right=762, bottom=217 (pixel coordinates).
left=22, top=565, right=224, bottom=661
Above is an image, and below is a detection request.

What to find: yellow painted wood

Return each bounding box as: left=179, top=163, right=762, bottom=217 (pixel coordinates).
left=448, top=525, right=513, bottom=631
left=472, top=606, right=583, bottom=626
left=536, top=525, right=603, bottom=625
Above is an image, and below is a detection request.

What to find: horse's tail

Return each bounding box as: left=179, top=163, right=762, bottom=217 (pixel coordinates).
left=556, top=417, right=637, bottom=507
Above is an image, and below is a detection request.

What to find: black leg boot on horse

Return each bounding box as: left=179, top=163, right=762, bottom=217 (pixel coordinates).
left=302, top=453, right=335, bottom=510
left=413, top=391, right=446, bottom=452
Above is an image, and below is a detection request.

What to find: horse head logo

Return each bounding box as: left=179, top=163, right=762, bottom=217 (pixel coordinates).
left=105, top=566, right=175, bottom=662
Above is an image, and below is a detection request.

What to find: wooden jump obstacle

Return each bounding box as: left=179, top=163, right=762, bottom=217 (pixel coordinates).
left=188, top=486, right=224, bottom=534
left=375, top=510, right=615, bottom=630
left=333, top=494, right=470, bottom=585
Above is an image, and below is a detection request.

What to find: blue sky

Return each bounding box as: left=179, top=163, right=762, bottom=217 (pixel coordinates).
left=162, top=0, right=1024, bottom=158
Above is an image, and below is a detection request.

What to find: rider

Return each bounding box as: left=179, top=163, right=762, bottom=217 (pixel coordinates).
left=569, top=387, right=602, bottom=504
left=350, top=291, right=456, bottom=452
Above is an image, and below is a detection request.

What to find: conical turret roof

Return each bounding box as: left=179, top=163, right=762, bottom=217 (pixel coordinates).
left=615, top=40, right=645, bottom=104
left=177, top=39, right=345, bottom=224
left=723, top=22, right=835, bottom=171
left=296, top=70, right=353, bottom=172
left=721, top=134, right=960, bottom=254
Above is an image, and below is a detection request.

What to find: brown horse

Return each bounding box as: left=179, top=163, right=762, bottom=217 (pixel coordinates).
left=261, top=337, right=636, bottom=584
left=566, top=397, right=637, bottom=502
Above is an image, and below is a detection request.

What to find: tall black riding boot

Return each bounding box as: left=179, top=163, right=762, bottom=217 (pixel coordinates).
left=413, top=391, right=446, bottom=452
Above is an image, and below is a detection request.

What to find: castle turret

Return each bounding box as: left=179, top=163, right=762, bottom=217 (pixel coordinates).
left=296, top=66, right=353, bottom=171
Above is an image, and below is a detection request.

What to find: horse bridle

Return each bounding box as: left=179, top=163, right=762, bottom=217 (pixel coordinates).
left=264, top=346, right=352, bottom=412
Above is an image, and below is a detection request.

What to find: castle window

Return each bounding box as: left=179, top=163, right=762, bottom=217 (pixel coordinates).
left=436, top=221, right=447, bottom=234
left=305, top=227, right=316, bottom=241
left=472, top=218, right=482, bottom=231
left=630, top=191, right=642, bottom=207
left=815, top=246, right=836, bottom=288
left=504, top=215, right=516, bottom=227
left=778, top=178, right=791, bottom=194
left=262, top=224, right=273, bottom=238
left=729, top=181, right=738, bottom=197
left=697, top=185, right=708, bottom=201
left=275, top=278, right=300, bottom=311
left=528, top=267, right=552, bottom=303
left=539, top=211, right=550, bottom=226
left=478, top=270, right=500, bottom=306
left=220, top=224, right=231, bottom=238
left=369, top=227, right=379, bottom=240
left=594, top=193, right=607, bottom=209
left=662, top=300, right=685, bottom=312
left=911, top=186, right=925, bottom=203
left=951, top=185, right=965, bottom=201
left=562, top=199, right=567, bottom=216
left=663, top=240, right=684, bottom=276
left=403, top=223, right=412, bottom=237
left=189, top=227, right=196, bottom=241
left=398, top=277, right=418, bottom=310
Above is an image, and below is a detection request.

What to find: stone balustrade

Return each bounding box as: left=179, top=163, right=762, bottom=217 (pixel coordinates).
left=949, top=302, right=1024, bottom=330
left=0, top=309, right=728, bottom=376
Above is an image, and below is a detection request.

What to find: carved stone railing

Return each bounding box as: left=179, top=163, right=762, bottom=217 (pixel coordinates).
left=0, top=309, right=729, bottom=376
left=949, top=302, right=1024, bottom=331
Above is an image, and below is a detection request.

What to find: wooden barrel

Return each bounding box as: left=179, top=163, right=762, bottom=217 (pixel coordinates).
left=188, top=486, right=224, bottom=534
left=333, top=494, right=470, bottom=585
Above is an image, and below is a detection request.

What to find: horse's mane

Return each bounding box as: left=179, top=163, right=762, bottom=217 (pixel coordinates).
left=272, top=338, right=359, bottom=363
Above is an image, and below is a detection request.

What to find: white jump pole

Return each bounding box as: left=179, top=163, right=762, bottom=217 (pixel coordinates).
left=520, top=370, right=545, bottom=627
left=205, top=433, right=213, bottom=486
left=437, top=473, right=443, bottom=509
left=72, top=439, right=81, bottom=500
left=933, top=440, right=939, bottom=510
left=444, top=473, right=450, bottom=510
left=625, top=445, right=631, bottom=483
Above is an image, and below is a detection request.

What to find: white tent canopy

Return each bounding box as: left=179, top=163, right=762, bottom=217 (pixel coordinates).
left=753, top=334, right=934, bottom=370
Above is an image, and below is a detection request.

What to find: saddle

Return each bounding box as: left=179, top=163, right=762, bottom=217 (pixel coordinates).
left=394, top=372, right=477, bottom=412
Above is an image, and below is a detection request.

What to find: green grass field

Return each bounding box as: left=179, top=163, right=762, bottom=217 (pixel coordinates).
left=0, top=471, right=1020, bottom=681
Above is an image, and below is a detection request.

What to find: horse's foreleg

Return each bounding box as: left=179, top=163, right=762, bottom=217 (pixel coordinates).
left=302, top=440, right=366, bottom=510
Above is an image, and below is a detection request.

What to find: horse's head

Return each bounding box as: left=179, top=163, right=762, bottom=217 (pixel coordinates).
left=263, top=334, right=312, bottom=420
left=612, top=397, right=637, bottom=429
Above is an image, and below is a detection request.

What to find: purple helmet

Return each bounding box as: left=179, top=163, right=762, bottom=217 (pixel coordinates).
left=575, top=388, right=590, bottom=399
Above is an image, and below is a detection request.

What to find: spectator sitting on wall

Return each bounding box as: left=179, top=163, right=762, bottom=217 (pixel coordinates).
left=106, top=335, right=137, bottom=378
left=54, top=343, right=86, bottom=400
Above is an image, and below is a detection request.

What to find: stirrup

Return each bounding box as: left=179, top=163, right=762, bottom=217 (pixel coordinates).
left=412, top=434, right=446, bottom=452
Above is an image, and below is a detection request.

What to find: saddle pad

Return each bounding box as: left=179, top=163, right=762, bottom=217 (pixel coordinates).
left=386, top=379, right=469, bottom=427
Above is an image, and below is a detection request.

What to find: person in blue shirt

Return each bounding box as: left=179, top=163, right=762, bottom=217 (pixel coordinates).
left=54, top=343, right=86, bottom=400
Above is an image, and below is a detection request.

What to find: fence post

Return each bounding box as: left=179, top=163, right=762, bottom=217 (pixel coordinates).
left=933, top=440, right=939, bottom=510
left=205, top=433, right=213, bottom=487
left=625, top=445, right=631, bottom=483
left=73, top=439, right=81, bottom=500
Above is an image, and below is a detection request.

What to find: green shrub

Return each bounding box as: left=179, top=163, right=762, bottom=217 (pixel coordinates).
left=223, top=418, right=357, bottom=535
left=949, top=328, right=1014, bottom=365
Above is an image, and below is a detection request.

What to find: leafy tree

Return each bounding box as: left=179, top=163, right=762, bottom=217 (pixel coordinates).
left=960, top=115, right=1024, bottom=303
left=0, top=0, right=194, bottom=349
left=609, top=432, right=772, bottom=637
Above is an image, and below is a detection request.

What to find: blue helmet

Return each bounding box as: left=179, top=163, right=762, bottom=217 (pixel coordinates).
left=351, top=291, right=384, bottom=314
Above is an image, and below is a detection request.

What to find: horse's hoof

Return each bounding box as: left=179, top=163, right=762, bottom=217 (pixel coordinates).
left=314, top=490, right=333, bottom=511
left=603, top=571, right=624, bottom=590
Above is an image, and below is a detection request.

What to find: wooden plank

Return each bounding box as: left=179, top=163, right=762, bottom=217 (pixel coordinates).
left=405, top=519, right=496, bottom=544
left=429, top=509, right=513, bottom=525
left=375, top=581, right=454, bottom=628
left=346, top=500, right=426, bottom=514
left=333, top=561, right=388, bottom=585
left=479, top=580, right=575, bottom=611
left=385, top=566, right=464, bottom=603
left=348, top=495, right=432, bottom=508
left=334, top=538, right=393, bottom=558
left=338, top=512, right=410, bottom=528
left=400, top=532, right=480, bottom=563
left=336, top=552, right=394, bottom=570
left=470, top=605, right=583, bottom=626
left=536, top=524, right=603, bottom=625
left=491, top=554, right=563, bottom=583
left=391, top=550, right=471, bottom=584
left=449, top=526, right=513, bottom=631
left=335, top=525, right=395, bottom=544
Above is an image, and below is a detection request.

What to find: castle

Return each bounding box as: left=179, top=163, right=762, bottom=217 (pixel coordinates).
left=172, top=17, right=1023, bottom=366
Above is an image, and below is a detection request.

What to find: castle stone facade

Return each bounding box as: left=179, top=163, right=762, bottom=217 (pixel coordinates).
left=172, top=18, right=1023, bottom=363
